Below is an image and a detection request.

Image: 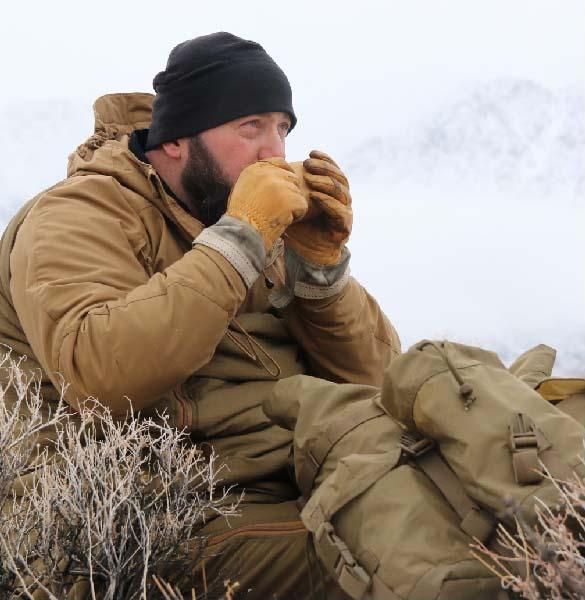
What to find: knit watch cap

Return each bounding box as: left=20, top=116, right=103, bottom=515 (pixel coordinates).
left=146, top=32, right=296, bottom=149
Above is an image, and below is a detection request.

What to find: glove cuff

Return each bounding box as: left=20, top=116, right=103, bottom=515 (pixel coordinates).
left=269, top=246, right=351, bottom=308
left=193, top=215, right=266, bottom=288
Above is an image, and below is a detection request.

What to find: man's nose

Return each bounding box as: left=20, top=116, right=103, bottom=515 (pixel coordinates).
left=257, top=129, right=285, bottom=160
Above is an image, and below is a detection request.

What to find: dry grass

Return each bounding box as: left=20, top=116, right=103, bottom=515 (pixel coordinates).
left=0, top=351, right=240, bottom=599
left=472, top=472, right=585, bottom=599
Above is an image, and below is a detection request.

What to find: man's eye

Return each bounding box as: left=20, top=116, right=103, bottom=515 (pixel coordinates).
left=279, top=123, right=291, bottom=136
left=241, top=120, right=261, bottom=129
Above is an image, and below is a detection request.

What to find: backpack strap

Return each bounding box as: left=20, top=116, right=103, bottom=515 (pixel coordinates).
left=313, top=518, right=373, bottom=599
left=304, top=483, right=402, bottom=600
left=509, top=413, right=576, bottom=485
left=302, top=452, right=402, bottom=599
left=312, top=517, right=403, bottom=600
left=509, top=413, right=544, bottom=485
left=297, top=401, right=386, bottom=497
left=400, top=432, right=496, bottom=543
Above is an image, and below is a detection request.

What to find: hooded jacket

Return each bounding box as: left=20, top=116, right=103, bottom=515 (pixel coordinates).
left=0, top=93, right=400, bottom=494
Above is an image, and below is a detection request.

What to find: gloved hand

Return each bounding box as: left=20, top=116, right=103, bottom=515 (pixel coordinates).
left=226, top=158, right=308, bottom=251
left=285, top=150, right=352, bottom=265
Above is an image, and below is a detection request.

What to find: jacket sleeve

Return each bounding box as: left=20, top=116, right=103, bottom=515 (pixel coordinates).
left=10, top=176, right=248, bottom=413
left=282, top=277, right=401, bottom=387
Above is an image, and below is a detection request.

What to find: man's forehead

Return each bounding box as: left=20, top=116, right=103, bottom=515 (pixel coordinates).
left=234, top=111, right=291, bottom=122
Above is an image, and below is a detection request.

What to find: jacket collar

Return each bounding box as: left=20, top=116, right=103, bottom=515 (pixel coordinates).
left=68, top=93, right=204, bottom=242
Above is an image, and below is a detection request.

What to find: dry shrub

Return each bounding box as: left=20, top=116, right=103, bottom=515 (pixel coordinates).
left=0, top=352, right=240, bottom=599
left=472, top=473, right=585, bottom=599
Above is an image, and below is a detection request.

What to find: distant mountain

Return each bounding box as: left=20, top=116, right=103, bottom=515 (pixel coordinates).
left=345, top=79, right=585, bottom=198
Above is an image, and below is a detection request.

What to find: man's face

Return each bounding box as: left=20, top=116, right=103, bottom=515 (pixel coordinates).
left=180, top=111, right=291, bottom=226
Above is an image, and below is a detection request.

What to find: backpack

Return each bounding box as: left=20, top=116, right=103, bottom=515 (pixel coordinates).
left=263, top=340, right=585, bottom=600
left=509, top=342, right=585, bottom=424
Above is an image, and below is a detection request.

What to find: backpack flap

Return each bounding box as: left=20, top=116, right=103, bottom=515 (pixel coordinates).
left=302, top=453, right=399, bottom=599
left=508, top=344, right=557, bottom=389
left=264, top=375, right=394, bottom=494
left=381, top=340, right=585, bottom=526
left=302, top=451, right=500, bottom=600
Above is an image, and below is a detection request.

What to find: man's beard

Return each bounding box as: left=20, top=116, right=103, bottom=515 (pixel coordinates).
left=181, top=136, right=232, bottom=227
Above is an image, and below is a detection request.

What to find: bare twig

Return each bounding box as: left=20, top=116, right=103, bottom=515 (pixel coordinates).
left=472, top=458, right=585, bottom=599
left=0, top=349, right=240, bottom=598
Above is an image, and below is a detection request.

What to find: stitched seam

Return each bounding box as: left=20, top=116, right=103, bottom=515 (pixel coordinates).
left=373, top=332, right=394, bottom=349
left=409, top=361, right=483, bottom=425
left=196, top=241, right=256, bottom=288
left=195, top=230, right=260, bottom=288
left=206, top=520, right=306, bottom=547
left=294, top=268, right=350, bottom=299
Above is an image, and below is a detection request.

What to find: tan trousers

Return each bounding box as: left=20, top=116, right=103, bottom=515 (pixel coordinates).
left=191, top=501, right=349, bottom=600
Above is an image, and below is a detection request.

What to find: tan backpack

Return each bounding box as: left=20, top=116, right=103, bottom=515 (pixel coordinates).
left=264, top=340, right=585, bottom=600
left=509, top=342, right=585, bottom=423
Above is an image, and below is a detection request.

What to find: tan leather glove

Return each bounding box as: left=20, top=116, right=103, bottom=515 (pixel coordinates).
left=226, top=158, right=308, bottom=251
left=286, top=150, right=352, bottom=265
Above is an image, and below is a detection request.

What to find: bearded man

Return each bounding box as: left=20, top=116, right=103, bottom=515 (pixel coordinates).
left=0, top=32, right=400, bottom=598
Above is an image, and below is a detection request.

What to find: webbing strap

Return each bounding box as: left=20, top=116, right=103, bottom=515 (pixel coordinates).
left=417, top=451, right=496, bottom=542
left=367, top=573, right=403, bottom=600
left=314, top=521, right=372, bottom=599
left=297, top=402, right=386, bottom=497
left=509, top=413, right=543, bottom=485
left=509, top=413, right=576, bottom=485
left=402, top=437, right=496, bottom=542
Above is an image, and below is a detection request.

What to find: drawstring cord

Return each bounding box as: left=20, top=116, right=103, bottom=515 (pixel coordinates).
left=418, top=341, right=476, bottom=410
left=226, top=319, right=282, bottom=379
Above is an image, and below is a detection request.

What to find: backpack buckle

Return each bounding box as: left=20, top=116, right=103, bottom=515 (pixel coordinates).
left=509, top=414, right=543, bottom=485
left=315, top=521, right=371, bottom=598
left=509, top=414, right=539, bottom=452
left=400, top=432, right=435, bottom=458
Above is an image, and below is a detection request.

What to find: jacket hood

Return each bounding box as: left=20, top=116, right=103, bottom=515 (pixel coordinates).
left=67, top=93, right=202, bottom=240
left=67, top=93, right=154, bottom=185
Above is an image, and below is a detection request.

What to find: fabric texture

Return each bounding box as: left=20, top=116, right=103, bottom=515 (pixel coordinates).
left=0, top=92, right=401, bottom=495
left=0, top=91, right=400, bottom=597
left=382, top=340, right=585, bottom=525
left=190, top=501, right=349, bottom=599
left=146, top=32, right=296, bottom=149
left=269, top=246, right=351, bottom=309
left=264, top=372, right=504, bottom=599
left=194, top=215, right=266, bottom=288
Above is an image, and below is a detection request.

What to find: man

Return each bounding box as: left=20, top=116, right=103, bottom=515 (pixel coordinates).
left=0, top=32, right=400, bottom=597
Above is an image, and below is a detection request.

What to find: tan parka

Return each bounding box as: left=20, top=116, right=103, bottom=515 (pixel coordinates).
left=0, top=93, right=400, bottom=496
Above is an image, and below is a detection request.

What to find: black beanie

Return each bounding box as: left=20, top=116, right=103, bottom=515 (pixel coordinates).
left=146, top=32, right=296, bottom=149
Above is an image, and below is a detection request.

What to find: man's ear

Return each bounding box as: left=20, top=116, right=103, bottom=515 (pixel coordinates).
left=160, top=140, right=183, bottom=160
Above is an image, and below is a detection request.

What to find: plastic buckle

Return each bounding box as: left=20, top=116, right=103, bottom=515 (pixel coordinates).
left=400, top=432, right=435, bottom=458
left=509, top=414, right=543, bottom=485
left=509, top=418, right=538, bottom=453
left=315, top=522, right=371, bottom=598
